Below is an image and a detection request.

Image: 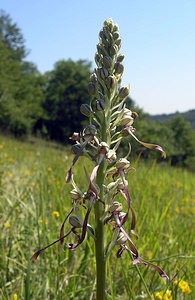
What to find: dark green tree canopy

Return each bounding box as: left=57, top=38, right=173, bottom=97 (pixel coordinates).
left=0, top=9, right=27, bottom=61
left=42, top=59, right=92, bottom=142
left=0, top=10, right=44, bottom=136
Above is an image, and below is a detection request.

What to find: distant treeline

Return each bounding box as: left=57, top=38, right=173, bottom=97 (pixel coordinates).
left=148, top=109, right=195, bottom=129
left=1, top=10, right=195, bottom=169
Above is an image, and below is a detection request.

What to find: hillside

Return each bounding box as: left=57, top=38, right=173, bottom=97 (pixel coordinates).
left=148, top=109, right=195, bottom=129
left=1, top=135, right=195, bottom=299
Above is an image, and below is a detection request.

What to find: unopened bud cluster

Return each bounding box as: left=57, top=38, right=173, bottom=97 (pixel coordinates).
left=81, top=19, right=138, bottom=153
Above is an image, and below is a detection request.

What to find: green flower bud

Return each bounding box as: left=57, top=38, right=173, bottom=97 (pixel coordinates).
left=99, top=30, right=108, bottom=45
left=113, top=23, right=119, bottom=32
left=117, top=54, right=125, bottom=62
left=110, top=44, right=118, bottom=56
left=114, top=62, right=124, bottom=75
left=106, top=75, right=117, bottom=89
left=95, top=52, right=102, bottom=66
left=96, top=99, right=105, bottom=111
left=80, top=104, right=93, bottom=117
left=116, top=158, right=130, bottom=170
left=115, top=38, right=121, bottom=47
left=118, top=86, right=130, bottom=99
left=104, top=19, right=114, bottom=32
left=117, top=232, right=127, bottom=245
left=88, top=82, right=97, bottom=96
left=97, top=44, right=107, bottom=56
left=102, top=55, right=113, bottom=69
left=97, top=67, right=108, bottom=80
left=83, top=125, right=97, bottom=137
left=69, top=216, right=82, bottom=228
left=103, top=26, right=113, bottom=42
left=113, top=31, right=120, bottom=40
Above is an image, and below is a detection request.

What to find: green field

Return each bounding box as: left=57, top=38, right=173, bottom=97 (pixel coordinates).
left=0, top=135, right=194, bottom=300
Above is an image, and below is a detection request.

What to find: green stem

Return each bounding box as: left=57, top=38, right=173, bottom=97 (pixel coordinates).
left=95, top=159, right=106, bottom=300
left=94, top=114, right=108, bottom=299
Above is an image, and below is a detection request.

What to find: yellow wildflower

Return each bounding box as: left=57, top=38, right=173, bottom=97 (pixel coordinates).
left=7, top=171, right=13, bottom=178
left=3, top=222, right=10, bottom=228
left=13, top=293, right=18, bottom=300
left=23, top=170, right=31, bottom=176
left=146, top=250, right=153, bottom=259
left=174, top=279, right=192, bottom=294
left=52, top=211, right=60, bottom=218
left=8, top=157, right=14, bottom=164
left=155, top=290, right=172, bottom=300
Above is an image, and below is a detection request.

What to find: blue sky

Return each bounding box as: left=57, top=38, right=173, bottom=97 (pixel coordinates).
left=1, top=0, right=195, bottom=114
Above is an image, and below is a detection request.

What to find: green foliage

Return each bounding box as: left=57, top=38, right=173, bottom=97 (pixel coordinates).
left=0, top=9, right=26, bottom=61
left=0, top=136, right=194, bottom=299
left=165, top=116, right=195, bottom=169
left=148, top=109, right=195, bottom=129
left=0, top=11, right=45, bottom=137
left=124, top=114, right=195, bottom=170
left=40, top=59, right=92, bottom=141
left=0, top=11, right=92, bottom=141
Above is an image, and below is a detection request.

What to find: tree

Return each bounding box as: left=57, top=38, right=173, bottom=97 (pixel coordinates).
left=0, top=9, right=27, bottom=61
left=165, top=115, right=195, bottom=168
left=0, top=11, right=45, bottom=137
left=41, top=59, right=92, bottom=142
left=0, top=25, right=21, bottom=132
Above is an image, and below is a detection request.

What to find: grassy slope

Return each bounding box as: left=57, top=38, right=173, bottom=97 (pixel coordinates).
left=0, top=136, right=194, bottom=299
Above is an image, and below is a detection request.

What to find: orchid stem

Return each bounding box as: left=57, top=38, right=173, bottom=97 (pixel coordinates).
left=95, top=154, right=106, bottom=299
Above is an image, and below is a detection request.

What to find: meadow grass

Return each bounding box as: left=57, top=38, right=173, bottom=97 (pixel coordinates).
left=0, top=135, right=194, bottom=299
